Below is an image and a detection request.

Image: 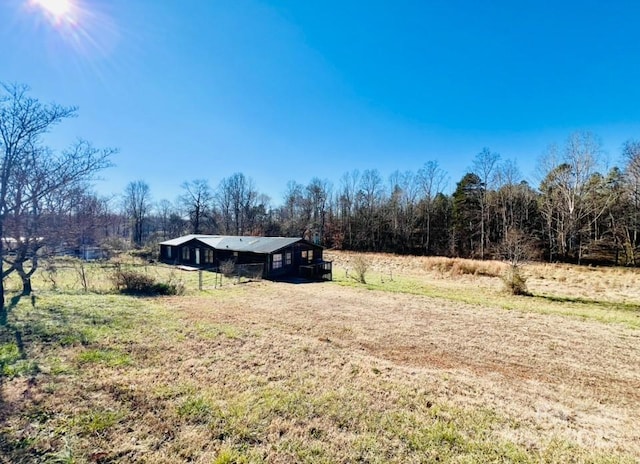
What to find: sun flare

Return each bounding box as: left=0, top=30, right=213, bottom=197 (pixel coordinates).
left=31, top=0, right=74, bottom=22
left=23, top=0, right=120, bottom=63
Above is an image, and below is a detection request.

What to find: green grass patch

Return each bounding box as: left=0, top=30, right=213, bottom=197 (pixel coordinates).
left=212, top=447, right=254, bottom=464
left=194, top=322, right=241, bottom=339
left=0, top=342, right=39, bottom=378
left=76, top=347, right=131, bottom=366
left=0, top=342, right=21, bottom=369
left=177, top=395, right=215, bottom=423
left=72, top=409, right=126, bottom=436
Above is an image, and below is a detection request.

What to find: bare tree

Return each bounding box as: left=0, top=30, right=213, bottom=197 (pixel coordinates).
left=417, top=161, right=447, bottom=254
left=622, top=140, right=640, bottom=263
left=179, top=179, right=214, bottom=234
left=123, top=180, right=151, bottom=247
left=338, top=170, right=360, bottom=248
left=248, top=193, right=273, bottom=235
left=216, top=178, right=233, bottom=234
left=156, top=199, right=174, bottom=240
left=305, top=177, right=331, bottom=244
left=0, top=83, right=113, bottom=304
left=387, top=170, right=419, bottom=252
left=357, top=169, right=384, bottom=250
left=279, top=180, right=305, bottom=236
left=217, top=173, right=257, bottom=235
left=538, top=132, right=607, bottom=261
left=495, top=159, right=518, bottom=230
left=472, top=148, right=500, bottom=259
left=42, top=187, right=113, bottom=257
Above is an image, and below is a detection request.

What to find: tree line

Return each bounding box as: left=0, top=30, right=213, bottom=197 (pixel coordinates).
left=111, top=130, right=640, bottom=269
left=3, top=84, right=640, bottom=310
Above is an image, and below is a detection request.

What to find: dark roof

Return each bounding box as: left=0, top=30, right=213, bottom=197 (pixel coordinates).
left=159, top=235, right=315, bottom=254
left=159, top=234, right=208, bottom=246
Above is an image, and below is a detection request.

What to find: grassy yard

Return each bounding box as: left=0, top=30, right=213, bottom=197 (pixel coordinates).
left=1, top=255, right=639, bottom=462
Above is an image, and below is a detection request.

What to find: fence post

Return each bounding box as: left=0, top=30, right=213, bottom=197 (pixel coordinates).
left=199, top=270, right=203, bottom=291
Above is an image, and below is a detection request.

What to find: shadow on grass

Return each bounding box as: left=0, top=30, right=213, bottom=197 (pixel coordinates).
left=0, top=294, right=24, bottom=327
left=1, top=293, right=100, bottom=383
left=0, top=294, right=39, bottom=463
left=0, top=429, right=47, bottom=463
left=271, top=276, right=325, bottom=285
left=1, top=294, right=27, bottom=358
left=0, top=293, right=100, bottom=461
left=533, top=294, right=640, bottom=312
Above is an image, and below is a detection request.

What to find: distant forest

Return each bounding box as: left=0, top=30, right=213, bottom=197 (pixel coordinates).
left=79, top=132, right=639, bottom=266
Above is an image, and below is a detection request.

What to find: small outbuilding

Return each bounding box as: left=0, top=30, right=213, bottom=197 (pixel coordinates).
left=159, top=234, right=332, bottom=281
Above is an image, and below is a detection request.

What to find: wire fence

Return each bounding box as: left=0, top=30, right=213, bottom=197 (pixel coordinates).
left=198, top=263, right=265, bottom=289
left=7, top=257, right=266, bottom=295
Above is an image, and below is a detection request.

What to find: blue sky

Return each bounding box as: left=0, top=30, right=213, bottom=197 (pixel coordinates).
left=2, top=0, right=639, bottom=205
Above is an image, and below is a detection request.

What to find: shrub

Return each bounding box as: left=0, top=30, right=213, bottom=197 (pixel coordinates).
left=100, top=236, right=130, bottom=255
left=111, top=268, right=184, bottom=296
left=502, top=266, right=529, bottom=295
left=351, top=256, right=370, bottom=284
left=43, top=261, right=58, bottom=290
left=219, top=259, right=236, bottom=277
left=151, top=281, right=185, bottom=296
left=129, top=248, right=155, bottom=261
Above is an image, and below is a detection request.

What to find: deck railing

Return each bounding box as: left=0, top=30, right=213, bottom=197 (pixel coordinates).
left=299, top=261, right=332, bottom=281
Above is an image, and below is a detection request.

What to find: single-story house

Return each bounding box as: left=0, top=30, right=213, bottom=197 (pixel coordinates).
left=159, top=234, right=332, bottom=280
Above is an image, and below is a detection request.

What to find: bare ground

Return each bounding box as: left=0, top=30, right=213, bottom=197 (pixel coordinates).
left=170, top=281, right=640, bottom=457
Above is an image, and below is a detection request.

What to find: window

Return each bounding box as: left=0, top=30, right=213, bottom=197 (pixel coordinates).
left=182, top=247, right=190, bottom=260
left=166, top=246, right=172, bottom=259
left=308, top=250, right=314, bottom=261
left=285, top=252, right=292, bottom=266
left=301, top=250, right=308, bottom=260
left=272, top=253, right=283, bottom=270
left=205, top=249, right=214, bottom=263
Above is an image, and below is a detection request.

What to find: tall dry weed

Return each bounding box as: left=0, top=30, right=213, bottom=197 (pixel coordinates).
left=424, top=257, right=505, bottom=277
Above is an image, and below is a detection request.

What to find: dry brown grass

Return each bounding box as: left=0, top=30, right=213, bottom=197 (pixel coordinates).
left=2, top=255, right=640, bottom=462
left=329, top=251, right=509, bottom=278
left=172, top=283, right=640, bottom=448
left=525, top=262, right=640, bottom=303
left=327, top=250, right=640, bottom=305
